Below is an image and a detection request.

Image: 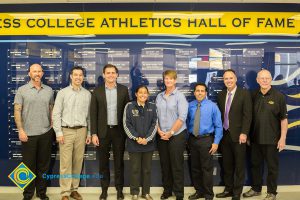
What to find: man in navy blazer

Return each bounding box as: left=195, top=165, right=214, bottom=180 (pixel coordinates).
left=216, top=69, right=252, bottom=200
left=90, top=64, right=130, bottom=200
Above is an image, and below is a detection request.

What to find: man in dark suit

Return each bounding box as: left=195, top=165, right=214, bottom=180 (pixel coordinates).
left=216, top=69, right=252, bottom=200
left=90, top=64, right=130, bottom=200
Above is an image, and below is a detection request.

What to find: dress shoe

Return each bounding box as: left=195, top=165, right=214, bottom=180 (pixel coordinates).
left=243, top=189, right=261, bottom=198
left=188, top=192, right=204, bottom=199
left=216, top=191, right=232, bottom=198
left=160, top=192, right=172, bottom=199
left=23, top=197, right=32, bottom=200
left=263, top=193, right=276, bottom=200
left=99, top=190, right=108, bottom=200
left=61, top=196, right=69, bottom=200
left=36, top=193, right=49, bottom=200
left=176, top=198, right=183, bottom=200
left=205, top=198, right=213, bottom=200
left=117, top=190, right=124, bottom=200
left=70, top=191, right=83, bottom=200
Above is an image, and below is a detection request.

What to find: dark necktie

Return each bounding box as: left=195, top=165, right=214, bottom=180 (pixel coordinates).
left=193, top=102, right=201, bottom=137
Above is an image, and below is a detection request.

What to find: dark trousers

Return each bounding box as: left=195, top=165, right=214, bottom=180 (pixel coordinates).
left=97, top=126, right=126, bottom=191
left=22, top=128, right=53, bottom=198
left=220, top=132, right=246, bottom=196
left=129, top=151, right=153, bottom=195
left=157, top=130, right=186, bottom=199
left=251, top=143, right=279, bottom=195
left=189, top=135, right=214, bottom=199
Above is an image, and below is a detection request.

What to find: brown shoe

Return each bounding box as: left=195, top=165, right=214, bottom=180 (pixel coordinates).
left=70, top=191, right=83, bottom=200
left=61, top=196, right=69, bottom=200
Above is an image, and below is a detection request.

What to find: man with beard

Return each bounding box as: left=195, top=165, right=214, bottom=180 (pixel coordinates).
left=14, top=63, right=54, bottom=200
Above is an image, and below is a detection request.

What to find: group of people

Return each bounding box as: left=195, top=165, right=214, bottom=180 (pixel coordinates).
left=14, top=63, right=287, bottom=200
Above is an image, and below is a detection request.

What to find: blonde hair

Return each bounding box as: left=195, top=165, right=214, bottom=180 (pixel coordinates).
left=163, top=70, right=177, bottom=79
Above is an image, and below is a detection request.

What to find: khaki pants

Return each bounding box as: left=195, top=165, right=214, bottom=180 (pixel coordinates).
left=59, top=127, right=87, bottom=196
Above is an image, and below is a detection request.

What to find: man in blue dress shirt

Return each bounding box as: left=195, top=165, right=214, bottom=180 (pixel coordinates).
left=187, top=83, right=223, bottom=200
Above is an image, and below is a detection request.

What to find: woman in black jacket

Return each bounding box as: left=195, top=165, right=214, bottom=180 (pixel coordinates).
left=123, top=85, right=158, bottom=200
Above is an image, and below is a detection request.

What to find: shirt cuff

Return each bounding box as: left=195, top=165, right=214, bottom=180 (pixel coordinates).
left=55, top=131, right=63, bottom=137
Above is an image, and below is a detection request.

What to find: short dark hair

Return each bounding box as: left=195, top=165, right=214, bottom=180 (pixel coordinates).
left=70, top=66, right=84, bottom=75
left=103, top=64, right=119, bottom=74
left=135, top=85, right=149, bottom=94
left=223, top=69, right=236, bottom=75
left=194, top=82, right=207, bottom=92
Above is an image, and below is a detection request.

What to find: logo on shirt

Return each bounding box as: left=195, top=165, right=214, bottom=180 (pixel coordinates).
left=132, top=109, right=139, bottom=117
left=147, top=109, right=152, bottom=112
left=268, top=100, right=274, bottom=105
left=8, top=162, right=36, bottom=190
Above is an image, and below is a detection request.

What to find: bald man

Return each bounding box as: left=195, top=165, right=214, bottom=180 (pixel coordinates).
left=243, top=69, right=288, bottom=200
left=14, top=63, right=54, bottom=200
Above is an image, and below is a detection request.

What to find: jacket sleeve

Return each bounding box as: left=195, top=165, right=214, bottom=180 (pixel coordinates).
left=123, top=103, right=138, bottom=140
left=90, top=89, right=98, bottom=136
left=241, top=89, right=252, bottom=135
left=145, top=104, right=158, bottom=142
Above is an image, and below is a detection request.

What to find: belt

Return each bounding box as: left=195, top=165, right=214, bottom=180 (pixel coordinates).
left=62, top=126, right=85, bottom=129
left=107, top=125, right=118, bottom=129
left=191, top=133, right=213, bottom=139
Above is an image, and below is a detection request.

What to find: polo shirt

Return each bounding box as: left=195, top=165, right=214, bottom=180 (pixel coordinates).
left=252, top=87, right=287, bottom=145
left=14, top=81, right=54, bottom=136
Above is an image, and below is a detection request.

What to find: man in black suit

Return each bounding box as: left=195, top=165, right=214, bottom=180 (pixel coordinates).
left=90, top=64, right=130, bottom=200
left=216, top=69, right=252, bottom=200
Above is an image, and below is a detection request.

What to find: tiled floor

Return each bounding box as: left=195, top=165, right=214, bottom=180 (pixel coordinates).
left=0, top=186, right=299, bottom=200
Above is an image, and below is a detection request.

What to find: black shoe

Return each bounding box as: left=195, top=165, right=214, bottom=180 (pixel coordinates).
left=99, top=190, right=108, bottom=200
left=37, top=193, right=49, bottom=200
left=188, top=192, right=204, bottom=199
left=160, top=192, right=172, bottom=199
left=216, top=191, right=232, bottom=198
left=23, top=198, right=32, bottom=200
left=117, top=190, right=124, bottom=200
left=176, top=198, right=183, bottom=200
left=205, top=198, right=213, bottom=200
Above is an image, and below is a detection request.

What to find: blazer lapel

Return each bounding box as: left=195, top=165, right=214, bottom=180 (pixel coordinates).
left=116, top=84, right=120, bottom=114
left=100, top=85, right=107, bottom=112
left=220, top=90, right=227, bottom=113
left=229, top=87, right=239, bottom=113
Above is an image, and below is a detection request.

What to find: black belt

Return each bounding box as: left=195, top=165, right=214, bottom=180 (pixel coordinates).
left=107, top=125, right=118, bottom=129
left=191, top=133, right=213, bottom=139
left=62, top=126, right=85, bottom=129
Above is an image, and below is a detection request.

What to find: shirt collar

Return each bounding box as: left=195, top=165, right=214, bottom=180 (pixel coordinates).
left=259, top=87, right=273, bottom=96
left=105, top=83, right=117, bottom=89
left=137, top=101, right=146, bottom=108
left=69, top=84, right=82, bottom=91
left=196, top=98, right=208, bottom=106
left=227, top=86, right=237, bottom=95
left=29, top=81, right=44, bottom=89
left=164, top=87, right=178, bottom=96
